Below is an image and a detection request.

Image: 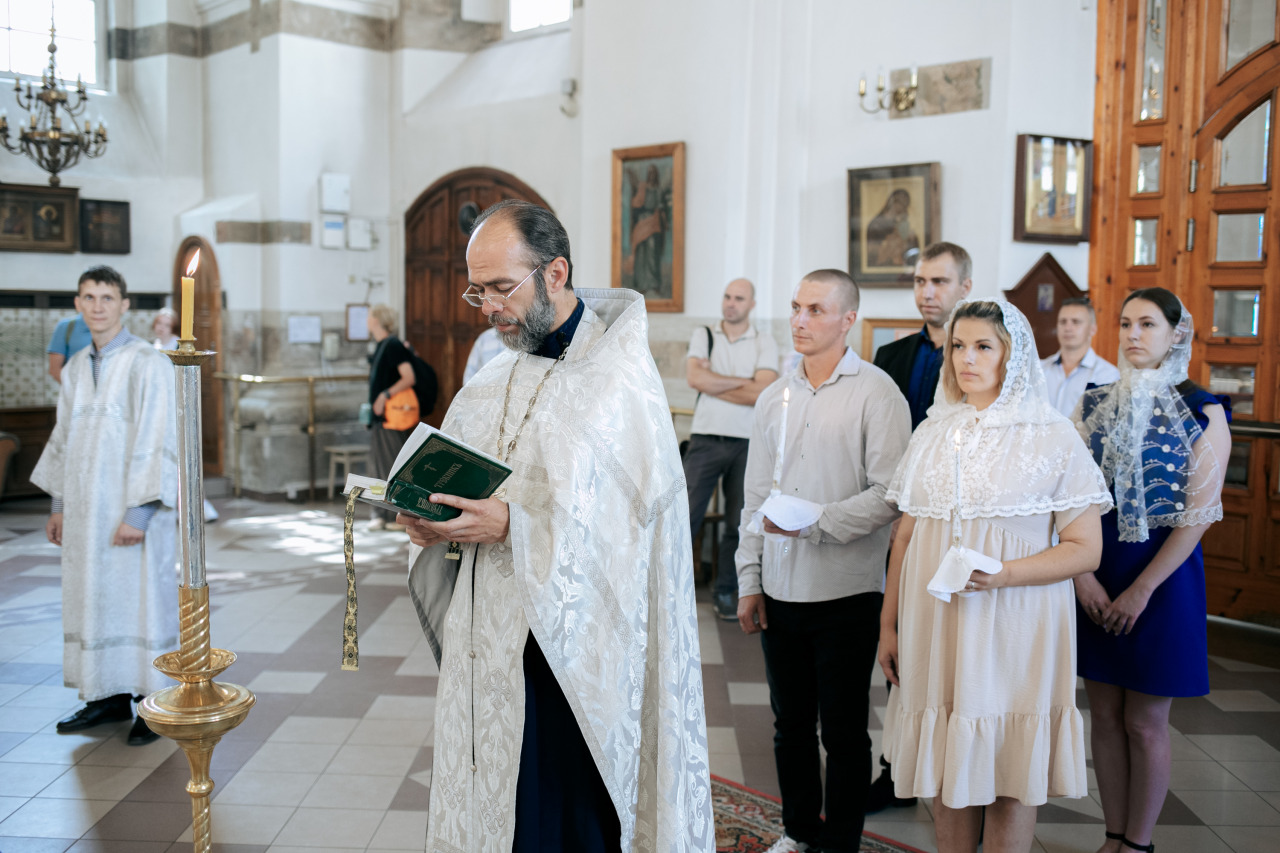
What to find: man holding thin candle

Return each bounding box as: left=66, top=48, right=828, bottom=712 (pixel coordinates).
left=32, top=265, right=179, bottom=747
left=736, top=269, right=910, bottom=853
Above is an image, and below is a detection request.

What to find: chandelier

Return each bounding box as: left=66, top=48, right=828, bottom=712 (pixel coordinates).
left=0, top=17, right=108, bottom=186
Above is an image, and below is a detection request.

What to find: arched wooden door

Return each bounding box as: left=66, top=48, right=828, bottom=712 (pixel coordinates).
left=171, top=237, right=224, bottom=476
left=1091, top=0, right=1280, bottom=619
left=1186, top=6, right=1280, bottom=618
left=403, top=168, right=551, bottom=427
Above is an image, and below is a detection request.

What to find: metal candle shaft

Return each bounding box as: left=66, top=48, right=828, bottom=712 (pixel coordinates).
left=175, top=348, right=207, bottom=590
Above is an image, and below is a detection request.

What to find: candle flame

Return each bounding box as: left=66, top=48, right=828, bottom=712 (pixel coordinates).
left=185, top=249, right=201, bottom=277
left=783, top=387, right=790, bottom=403
left=953, top=428, right=963, bottom=449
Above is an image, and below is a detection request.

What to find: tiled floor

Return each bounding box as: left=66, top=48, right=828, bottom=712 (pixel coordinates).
left=1, top=497, right=1278, bottom=852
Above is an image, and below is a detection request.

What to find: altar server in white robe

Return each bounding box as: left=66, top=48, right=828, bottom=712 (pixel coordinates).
left=400, top=201, right=713, bottom=853
left=32, top=265, right=179, bottom=747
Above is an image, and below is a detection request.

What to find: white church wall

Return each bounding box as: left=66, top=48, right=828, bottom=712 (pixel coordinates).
left=573, top=0, right=1098, bottom=364
left=391, top=28, right=581, bottom=262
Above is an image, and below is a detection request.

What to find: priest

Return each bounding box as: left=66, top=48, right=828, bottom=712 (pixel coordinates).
left=32, top=265, right=179, bottom=746
left=400, top=200, right=712, bottom=852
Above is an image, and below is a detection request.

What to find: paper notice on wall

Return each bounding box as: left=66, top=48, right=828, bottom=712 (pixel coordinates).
left=321, top=214, right=346, bottom=249
left=288, top=315, right=323, bottom=344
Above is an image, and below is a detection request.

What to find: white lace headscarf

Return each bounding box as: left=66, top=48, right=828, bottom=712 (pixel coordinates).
left=1075, top=294, right=1223, bottom=542
left=887, top=299, right=1112, bottom=521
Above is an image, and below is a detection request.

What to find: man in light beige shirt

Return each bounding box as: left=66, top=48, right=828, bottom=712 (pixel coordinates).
left=735, top=269, right=909, bottom=853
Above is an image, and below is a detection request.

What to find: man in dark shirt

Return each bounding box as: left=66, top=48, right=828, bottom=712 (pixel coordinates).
left=873, top=241, right=973, bottom=429
left=869, top=241, right=972, bottom=812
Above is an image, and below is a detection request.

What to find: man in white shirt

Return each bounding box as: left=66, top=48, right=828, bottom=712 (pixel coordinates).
left=684, top=278, right=778, bottom=620
left=1041, top=297, right=1120, bottom=417
left=736, top=270, right=909, bottom=853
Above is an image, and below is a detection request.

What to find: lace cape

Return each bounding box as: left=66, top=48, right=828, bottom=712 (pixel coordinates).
left=887, top=299, right=1112, bottom=522
left=1074, top=299, right=1223, bottom=542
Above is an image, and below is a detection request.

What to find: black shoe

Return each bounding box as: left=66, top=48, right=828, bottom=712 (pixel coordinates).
left=866, top=766, right=917, bottom=813
left=713, top=591, right=737, bottom=621
left=127, top=715, right=160, bottom=746
left=56, top=694, right=133, bottom=733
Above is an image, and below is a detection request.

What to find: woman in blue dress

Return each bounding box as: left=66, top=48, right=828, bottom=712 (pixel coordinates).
left=1073, top=288, right=1230, bottom=853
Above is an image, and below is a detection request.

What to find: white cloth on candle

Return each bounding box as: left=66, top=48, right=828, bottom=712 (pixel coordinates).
left=407, top=289, right=713, bottom=852
left=30, top=336, right=179, bottom=702
left=925, top=546, right=1002, bottom=602
left=746, top=493, right=823, bottom=534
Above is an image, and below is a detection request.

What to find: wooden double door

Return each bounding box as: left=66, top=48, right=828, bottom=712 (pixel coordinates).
left=1092, top=0, right=1280, bottom=620
left=403, top=168, right=550, bottom=427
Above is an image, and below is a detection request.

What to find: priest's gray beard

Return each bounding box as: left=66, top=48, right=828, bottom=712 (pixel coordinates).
left=491, top=275, right=556, bottom=353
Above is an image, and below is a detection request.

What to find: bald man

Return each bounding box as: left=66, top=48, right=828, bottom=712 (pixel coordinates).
left=684, top=278, right=779, bottom=620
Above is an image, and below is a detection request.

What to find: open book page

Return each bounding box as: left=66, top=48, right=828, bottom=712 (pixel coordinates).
left=343, top=474, right=387, bottom=499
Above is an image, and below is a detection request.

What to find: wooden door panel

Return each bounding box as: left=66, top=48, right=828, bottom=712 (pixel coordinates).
left=1093, top=0, right=1280, bottom=624
left=403, top=168, right=551, bottom=427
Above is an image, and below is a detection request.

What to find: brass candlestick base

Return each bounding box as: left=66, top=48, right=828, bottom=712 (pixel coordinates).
left=139, top=588, right=255, bottom=853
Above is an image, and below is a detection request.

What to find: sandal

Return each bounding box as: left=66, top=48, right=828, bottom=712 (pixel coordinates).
left=1120, top=837, right=1154, bottom=853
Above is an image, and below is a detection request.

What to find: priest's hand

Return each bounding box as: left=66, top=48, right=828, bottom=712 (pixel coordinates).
left=398, top=495, right=510, bottom=548
left=112, top=523, right=145, bottom=546
left=762, top=517, right=802, bottom=538
left=46, top=513, right=63, bottom=547
left=737, top=593, right=768, bottom=635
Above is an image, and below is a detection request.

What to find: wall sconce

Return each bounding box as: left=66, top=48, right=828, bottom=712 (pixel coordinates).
left=859, top=66, right=918, bottom=114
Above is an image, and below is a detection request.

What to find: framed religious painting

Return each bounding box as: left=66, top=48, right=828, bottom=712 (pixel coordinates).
left=79, top=199, right=131, bottom=254
left=611, top=141, right=685, bottom=312
left=1013, top=134, right=1093, bottom=244
left=0, top=183, right=78, bottom=253
left=848, top=162, right=939, bottom=286
left=860, top=317, right=923, bottom=363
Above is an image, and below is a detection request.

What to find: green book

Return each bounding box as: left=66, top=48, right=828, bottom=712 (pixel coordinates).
left=345, top=427, right=511, bottom=522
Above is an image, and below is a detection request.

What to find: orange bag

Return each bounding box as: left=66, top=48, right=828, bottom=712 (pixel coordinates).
left=383, top=388, right=420, bottom=431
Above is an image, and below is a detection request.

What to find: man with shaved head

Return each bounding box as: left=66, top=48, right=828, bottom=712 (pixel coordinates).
left=684, top=277, right=779, bottom=620
left=736, top=269, right=909, bottom=853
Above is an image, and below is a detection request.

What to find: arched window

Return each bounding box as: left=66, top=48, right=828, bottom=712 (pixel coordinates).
left=3, top=0, right=99, bottom=85
left=509, top=0, right=571, bottom=33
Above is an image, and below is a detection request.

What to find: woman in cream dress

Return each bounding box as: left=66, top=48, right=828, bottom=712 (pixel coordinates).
left=878, top=299, right=1112, bottom=853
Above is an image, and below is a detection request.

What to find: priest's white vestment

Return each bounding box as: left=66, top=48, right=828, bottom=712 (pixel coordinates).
left=408, top=288, right=713, bottom=853
left=31, top=338, right=179, bottom=701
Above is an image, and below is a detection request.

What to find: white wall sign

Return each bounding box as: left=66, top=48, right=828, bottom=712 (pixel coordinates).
left=287, top=315, right=323, bottom=344
left=347, top=217, right=373, bottom=250
left=321, top=214, right=346, bottom=249
left=319, top=173, right=351, bottom=213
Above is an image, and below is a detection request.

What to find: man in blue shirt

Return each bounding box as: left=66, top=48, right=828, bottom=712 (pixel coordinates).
left=870, top=241, right=972, bottom=813
left=47, top=313, right=93, bottom=382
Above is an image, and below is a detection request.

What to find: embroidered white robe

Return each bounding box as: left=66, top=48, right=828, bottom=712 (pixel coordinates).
left=31, top=338, right=179, bottom=700
left=408, top=288, right=713, bottom=853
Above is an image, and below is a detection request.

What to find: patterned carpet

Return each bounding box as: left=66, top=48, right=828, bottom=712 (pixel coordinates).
left=713, top=775, right=927, bottom=853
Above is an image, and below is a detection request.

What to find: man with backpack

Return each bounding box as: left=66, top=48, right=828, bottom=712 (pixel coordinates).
left=683, top=278, right=778, bottom=620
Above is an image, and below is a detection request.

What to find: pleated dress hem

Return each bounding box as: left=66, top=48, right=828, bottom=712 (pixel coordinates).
left=883, top=700, right=1088, bottom=809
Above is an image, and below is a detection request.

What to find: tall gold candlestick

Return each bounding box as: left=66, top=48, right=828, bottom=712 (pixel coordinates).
left=141, top=344, right=254, bottom=853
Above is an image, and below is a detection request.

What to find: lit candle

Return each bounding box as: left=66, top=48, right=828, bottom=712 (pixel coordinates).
left=772, top=386, right=790, bottom=490
left=181, top=249, right=200, bottom=340
left=859, top=76, right=867, bottom=97
left=877, top=67, right=886, bottom=90
left=910, top=65, right=918, bottom=88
